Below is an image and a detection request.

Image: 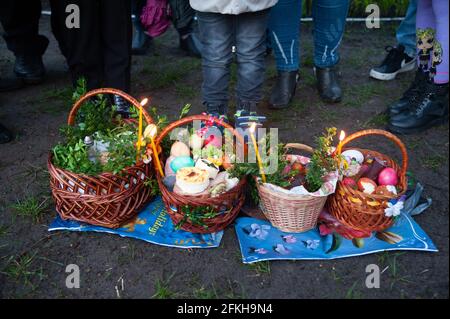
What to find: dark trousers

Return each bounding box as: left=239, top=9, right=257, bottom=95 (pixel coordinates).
left=197, top=10, right=269, bottom=111
left=0, top=0, right=48, bottom=56
left=50, top=0, right=132, bottom=92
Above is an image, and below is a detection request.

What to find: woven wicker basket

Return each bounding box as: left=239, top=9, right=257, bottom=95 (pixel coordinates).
left=48, top=88, right=156, bottom=228
left=327, top=129, right=408, bottom=232
left=257, top=143, right=330, bottom=233
left=155, top=115, right=246, bottom=234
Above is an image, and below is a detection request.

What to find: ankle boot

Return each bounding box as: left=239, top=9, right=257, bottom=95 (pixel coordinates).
left=388, top=82, right=449, bottom=134
left=269, top=71, right=299, bottom=109
left=314, top=66, right=342, bottom=103
left=132, top=17, right=152, bottom=55
left=389, top=70, right=428, bottom=116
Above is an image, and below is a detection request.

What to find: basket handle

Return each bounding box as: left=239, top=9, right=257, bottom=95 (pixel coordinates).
left=155, top=114, right=245, bottom=147
left=339, top=129, right=408, bottom=177
left=284, top=143, right=314, bottom=154
left=67, top=88, right=154, bottom=126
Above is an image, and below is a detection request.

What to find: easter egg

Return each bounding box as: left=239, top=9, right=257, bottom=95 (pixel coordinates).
left=165, top=156, right=177, bottom=176
left=189, top=134, right=203, bottom=150
left=204, top=134, right=222, bottom=148
left=170, top=141, right=190, bottom=157
left=378, top=168, right=398, bottom=186
left=170, top=156, right=195, bottom=173
left=342, top=177, right=358, bottom=189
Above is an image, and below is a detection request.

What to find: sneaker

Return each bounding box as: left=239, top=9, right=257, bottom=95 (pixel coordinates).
left=370, top=45, right=416, bottom=81
left=234, top=109, right=266, bottom=131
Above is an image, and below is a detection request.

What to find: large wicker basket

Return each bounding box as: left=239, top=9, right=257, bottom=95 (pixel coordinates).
left=327, top=129, right=408, bottom=232
left=257, top=143, right=331, bottom=233
left=155, top=115, right=246, bottom=234
left=48, top=88, right=156, bottom=228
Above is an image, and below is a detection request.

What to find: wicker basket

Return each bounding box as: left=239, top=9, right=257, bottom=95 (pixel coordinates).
left=257, top=143, right=331, bottom=233
left=327, top=129, right=408, bottom=232
left=48, top=88, right=156, bottom=228
left=155, top=115, right=246, bottom=234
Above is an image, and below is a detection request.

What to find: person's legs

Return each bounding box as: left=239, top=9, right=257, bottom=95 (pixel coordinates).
left=397, top=0, right=418, bottom=58
left=388, top=0, right=449, bottom=134
left=131, top=0, right=152, bottom=55
left=100, top=0, right=132, bottom=92
left=0, top=0, right=48, bottom=83
left=197, top=12, right=233, bottom=115
left=267, top=0, right=302, bottom=108
left=50, top=0, right=103, bottom=90
left=312, top=0, right=349, bottom=103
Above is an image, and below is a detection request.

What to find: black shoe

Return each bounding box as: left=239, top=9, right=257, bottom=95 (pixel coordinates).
left=0, top=76, right=24, bottom=92
left=234, top=103, right=266, bottom=132
left=388, top=70, right=428, bottom=116
left=388, top=82, right=449, bottom=134
left=180, top=33, right=202, bottom=58
left=14, top=54, right=46, bottom=84
left=269, top=71, right=299, bottom=109
left=113, top=95, right=131, bottom=118
left=370, top=45, right=416, bottom=81
left=0, top=123, right=13, bottom=144
left=314, top=66, right=342, bottom=103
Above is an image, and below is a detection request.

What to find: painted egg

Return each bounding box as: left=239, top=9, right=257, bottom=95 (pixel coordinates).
left=189, top=134, right=203, bottom=150
left=170, top=141, right=190, bottom=157
left=378, top=167, right=398, bottom=186
left=165, top=156, right=177, bottom=176
left=204, top=134, right=222, bottom=148
left=170, top=156, right=195, bottom=173
left=342, top=150, right=364, bottom=164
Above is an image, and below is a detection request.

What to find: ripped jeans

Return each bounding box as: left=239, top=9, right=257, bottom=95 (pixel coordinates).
left=268, top=0, right=350, bottom=71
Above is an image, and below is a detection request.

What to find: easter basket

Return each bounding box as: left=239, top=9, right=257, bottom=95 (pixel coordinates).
left=155, top=115, right=247, bottom=234
left=327, top=129, right=408, bottom=232
left=47, top=88, right=156, bottom=228
left=257, top=143, right=334, bottom=233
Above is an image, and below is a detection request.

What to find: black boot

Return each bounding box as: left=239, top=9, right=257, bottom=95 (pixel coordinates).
left=132, top=17, right=152, bottom=55
left=269, top=71, right=299, bottom=109
left=113, top=95, right=131, bottom=118
left=388, top=70, right=428, bottom=116
left=314, top=66, right=342, bottom=103
left=388, top=82, right=449, bottom=134
left=0, top=123, right=13, bottom=144
left=14, top=54, right=46, bottom=84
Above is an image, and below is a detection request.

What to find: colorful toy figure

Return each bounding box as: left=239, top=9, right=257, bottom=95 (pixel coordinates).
left=430, top=41, right=443, bottom=81
left=416, top=28, right=436, bottom=71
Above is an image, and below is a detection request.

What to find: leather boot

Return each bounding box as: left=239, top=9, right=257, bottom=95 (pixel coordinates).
left=314, top=66, right=342, bottom=103
left=14, top=54, right=46, bottom=84
left=269, top=71, right=299, bottom=109
left=388, top=82, right=449, bottom=134
left=389, top=69, right=428, bottom=116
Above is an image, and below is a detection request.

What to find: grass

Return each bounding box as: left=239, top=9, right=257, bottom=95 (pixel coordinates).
left=11, top=196, right=48, bottom=223
left=421, top=155, right=446, bottom=172
left=152, top=272, right=178, bottom=299
left=34, top=86, right=73, bottom=114
left=1, top=253, right=45, bottom=288
left=342, top=83, right=387, bottom=108
left=142, top=56, right=201, bottom=89
left=0, top=224, right=9, bottom=237
left=377, top=252, right=412, bottom=290
left=361, top=113, right=389, bottom=128
left=248, top=261, right=271, bottom=275
left=344, top=281, right=363, bottom=299
left=192, top=285, right=219, bottom=299
left=175, top=82, right=198, bottom=100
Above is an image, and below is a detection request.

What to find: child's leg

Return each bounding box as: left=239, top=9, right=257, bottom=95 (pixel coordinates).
left=235, top=10, right=270, bottom=112
left=197, top=12, right=233, bottom=115
left=431, top=0, right=449, bottom=84
left=312, top=0, right=350, bottom=68
left=416, top=0, right=435, bottom=71
left=268, top=0, right=302, bottom=72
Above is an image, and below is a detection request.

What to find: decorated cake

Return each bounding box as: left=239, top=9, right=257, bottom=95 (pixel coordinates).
left=175, top=167, right=210, bottom=194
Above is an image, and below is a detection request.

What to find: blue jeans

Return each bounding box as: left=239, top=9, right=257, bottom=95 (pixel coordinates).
left=396, top=0, right=417, bottom=58
left=197, top=10, right=269, bottom=113
left=268, top=0, right=349, bottom=71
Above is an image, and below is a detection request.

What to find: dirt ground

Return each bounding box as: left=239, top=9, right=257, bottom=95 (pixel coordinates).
left=0, top=13, right=448, bottom=299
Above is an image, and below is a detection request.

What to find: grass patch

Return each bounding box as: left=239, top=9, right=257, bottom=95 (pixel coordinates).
left=344, top=281, right=363, bottom=299
left=361, top=113, right=389, bottom=128
left=248, top=261, right=271, bottom=275
left=0, top=224, right=10, bottom=237
left=421, top=155, right=446, bottom=172
left=1, top=253, right=45, bottom=287
left=192, top=285, right=219, bottom=299
left=175, top=82, right=198, bottom=100
left=11, top=196, right=48, bottom=223
left=342, top=83, right=386, bottom=108
left=152, top=272, right=177, bottom=299
left=34, top=86, right=73, bottom=114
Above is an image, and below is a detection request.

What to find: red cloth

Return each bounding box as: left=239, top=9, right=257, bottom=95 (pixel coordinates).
left=140, top=0, right=171, bottom=37
left=318, top=210, right=372, bottom=240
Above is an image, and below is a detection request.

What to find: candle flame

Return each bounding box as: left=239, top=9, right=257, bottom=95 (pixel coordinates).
left=249, top=122, right=257, bottom=134
left=140, top=98, right=149, bottom=106
left=339, top=130, right=346, bottom=142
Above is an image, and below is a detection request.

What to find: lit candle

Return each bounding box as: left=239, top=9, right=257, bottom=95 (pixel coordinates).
left=336, top=130, right=346, bottom=168
left=146, top=124, right=165, bottom=177
left=249, top=122, right=266, bottom=183
left=136, top=98, right=148, bottom=162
